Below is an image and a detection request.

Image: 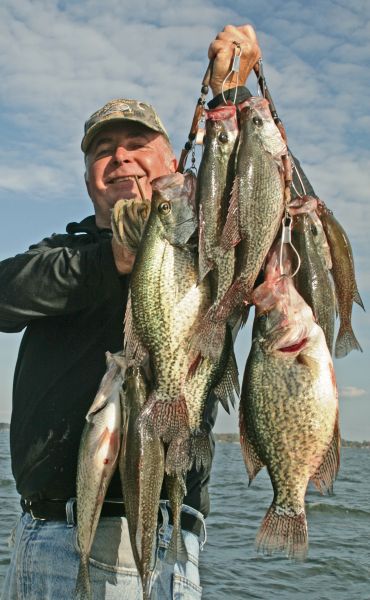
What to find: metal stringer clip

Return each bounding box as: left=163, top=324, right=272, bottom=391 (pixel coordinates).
left=221, top=42, right=243, bottom=105
left=279, top=212, right=301, bottom=277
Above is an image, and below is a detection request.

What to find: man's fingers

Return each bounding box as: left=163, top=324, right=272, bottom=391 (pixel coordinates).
left=208, top=39, right=233, bottom=60
left=207, top=23, right=261, bottom=95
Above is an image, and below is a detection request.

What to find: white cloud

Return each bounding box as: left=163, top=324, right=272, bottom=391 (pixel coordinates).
left=340, top=386, right=367, bottom=398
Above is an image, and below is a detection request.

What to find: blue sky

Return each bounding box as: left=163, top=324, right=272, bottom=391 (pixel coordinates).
left=0, top=0, right=369, bottom=440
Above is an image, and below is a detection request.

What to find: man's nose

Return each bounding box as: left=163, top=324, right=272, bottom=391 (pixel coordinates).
left=113, top=145, right=131, bottom=164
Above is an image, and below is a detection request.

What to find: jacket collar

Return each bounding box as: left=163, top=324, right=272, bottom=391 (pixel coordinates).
left=65, top=215, right=112, bottom=240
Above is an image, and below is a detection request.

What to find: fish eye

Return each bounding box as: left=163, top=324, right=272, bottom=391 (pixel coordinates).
left=258, top=313, right=267, bottom=322
left=158, top=201, right=171, bottom=215
left=218, top=132, right=228, bottom=143
left=253, top=116, right=263, bottom=127
left=311, top=224, right=318, bottom=236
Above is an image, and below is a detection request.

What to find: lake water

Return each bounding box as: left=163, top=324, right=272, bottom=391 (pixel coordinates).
left=0, top=430, right=369, bottom=599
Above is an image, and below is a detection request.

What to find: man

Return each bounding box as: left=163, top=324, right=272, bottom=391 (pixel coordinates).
left=0, top=25, right=262, bottom=599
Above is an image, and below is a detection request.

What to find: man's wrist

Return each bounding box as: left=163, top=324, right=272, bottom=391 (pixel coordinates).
left=208, top=86, right=252, bottom=109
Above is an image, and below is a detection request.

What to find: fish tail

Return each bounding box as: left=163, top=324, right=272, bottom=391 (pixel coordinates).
left=256, top=503, right=308, bottom=561
left=189, top=307, right=227, bottom=363
left=142, top=571, right=153, bottom=600
left=166, top=526, right=188, bottom=565
left=75, top=556, right=92, bottom=600
left=335, top=323, right=363, bottom=358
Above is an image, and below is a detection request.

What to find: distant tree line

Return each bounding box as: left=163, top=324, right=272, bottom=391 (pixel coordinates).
left=214, top=432, right=370, bottom=448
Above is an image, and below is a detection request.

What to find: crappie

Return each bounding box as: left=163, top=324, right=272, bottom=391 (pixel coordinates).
left=75, top=352, right=125, bottom=600
left=292, top=211, right=336, bottom=354
left=193, top=104, right=238, bottom=359
left=240, top=276, right=340, bottom=560
left=317, top=200, right=364, bottom=358
left=219, top=97, right=288, bottom=318
left=119, top=365, right=164, bottom=600
left=127, top=171, right=201, bottom=472
left=126, top=172, right=238, bottom=476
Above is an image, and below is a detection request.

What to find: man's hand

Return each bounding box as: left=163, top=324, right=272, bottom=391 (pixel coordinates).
left=208, top=24, right=261, bottom=97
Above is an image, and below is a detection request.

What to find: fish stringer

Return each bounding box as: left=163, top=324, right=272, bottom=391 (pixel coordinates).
left=177, top=60, right=213, bottom=173
left=279, top=212, right=301, bottom=278
left=221, top=42, right=242, bottom=105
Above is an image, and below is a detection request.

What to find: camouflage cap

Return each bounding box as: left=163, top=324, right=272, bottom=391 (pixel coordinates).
left=81, top=98, right=170, bottom=153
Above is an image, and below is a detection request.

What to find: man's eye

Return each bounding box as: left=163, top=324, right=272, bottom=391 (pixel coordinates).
left=96, top=147, right=111, bottom=158
left=128, top=143, right=146, bottom=151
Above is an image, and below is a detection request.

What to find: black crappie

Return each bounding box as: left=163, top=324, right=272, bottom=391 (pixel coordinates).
left=219, top=96, right=288, bottom=319
left=240, top=275, right=339, bottom=560
left=317, top=200, right=364, bottom=358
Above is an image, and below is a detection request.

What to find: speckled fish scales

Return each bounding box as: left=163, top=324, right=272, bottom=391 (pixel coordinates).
left=292, top=212, right=336, bottom=354
left=219, top=96, right=288, bottom=319
left=192, top=104, right=239, bottom=360
left=240, top=276, right=340, bottom=560
left=127, top=172, right=239, bottom=480
left=119, top=365, right=164, bottom=600
left=317, top=201, right=364, bottom=358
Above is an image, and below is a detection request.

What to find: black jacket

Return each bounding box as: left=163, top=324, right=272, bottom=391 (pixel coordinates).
left=0, top=216, right=215, bottom=517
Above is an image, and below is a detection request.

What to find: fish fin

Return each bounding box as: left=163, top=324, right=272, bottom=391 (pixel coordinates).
left=239, top=402, right=264, bottom=483
left=190, top=430, right=213, bottom=472
left=124, top=294, right=148, bottom=366
left=311, top=417, right=341, bottom=494
left=165, top=434, right=192, bottom=476
left=75, top=556, right=92, bottom=600
left=189, top=306, right=226, bottom=362
left=198, top=203, right=213, bottom=282
left=86, top=354, right=122, bottom=419
left=239, top=303, right=251, bottom=327
left=335, top=323, right=363, bottom=358
left=220, top=177, right=241, bottom=250
left=216, top=277, right=248, bottom=322
left=256, top=503, right=308, bottom=561
left=213, top=346, right=240, bottom=413
left=353, top=287, right=365, bottom=311
left=139, top=393, right=189, bottom=445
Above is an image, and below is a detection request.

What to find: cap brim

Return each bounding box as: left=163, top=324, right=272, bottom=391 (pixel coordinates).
left=81, top=114, right=168, bottom=153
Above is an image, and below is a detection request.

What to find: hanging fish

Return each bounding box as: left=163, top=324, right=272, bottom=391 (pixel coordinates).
left=316, top=200, right=364, bottom=358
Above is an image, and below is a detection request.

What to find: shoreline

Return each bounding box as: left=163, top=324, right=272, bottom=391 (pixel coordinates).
left=1, top=423, right=369, bottom=448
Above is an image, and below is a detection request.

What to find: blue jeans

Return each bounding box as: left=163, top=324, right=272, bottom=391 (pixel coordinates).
left=1, top=500, right=206, bottom=599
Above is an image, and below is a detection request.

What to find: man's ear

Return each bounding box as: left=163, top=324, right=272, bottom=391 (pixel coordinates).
left=85, top=172, right=92, bottom=200
left=169, top=156, right=177, bottom=173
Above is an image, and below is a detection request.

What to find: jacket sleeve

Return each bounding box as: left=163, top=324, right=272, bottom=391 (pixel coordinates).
left=0, top=236, right=124, bottom=333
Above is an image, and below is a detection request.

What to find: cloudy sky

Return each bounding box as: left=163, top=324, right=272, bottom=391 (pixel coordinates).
left=0, top=0, right=369, bottom=440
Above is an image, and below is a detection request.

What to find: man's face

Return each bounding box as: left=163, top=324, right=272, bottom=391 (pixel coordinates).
left=85, top=121, right=176, bottom=228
